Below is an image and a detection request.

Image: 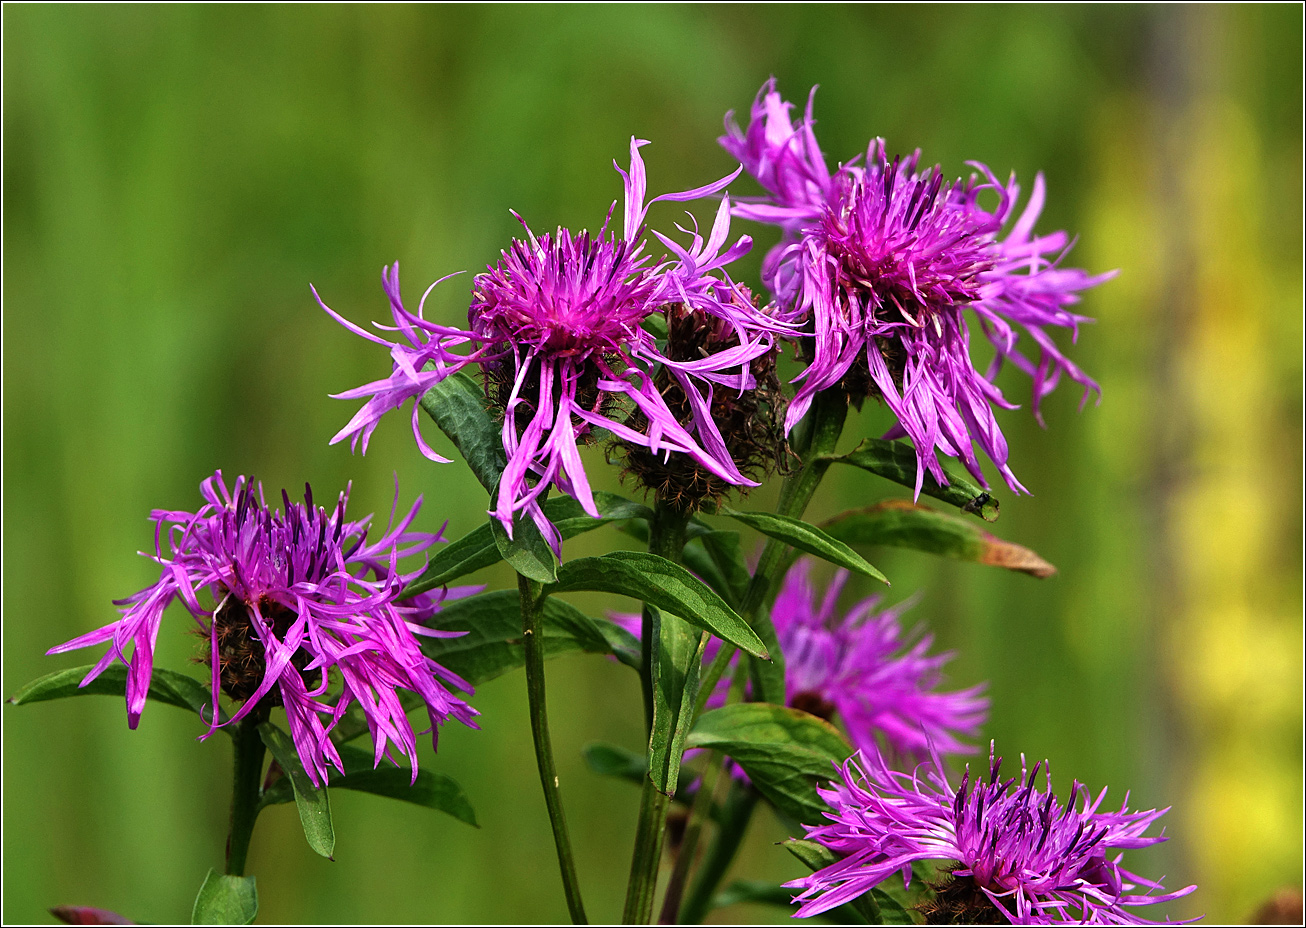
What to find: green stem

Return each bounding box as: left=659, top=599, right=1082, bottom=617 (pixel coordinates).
left=520, top=572, right=588, bottom=924
left=623, top=500, right=691, bottom=924
left=656, top=750, right=724, bottom=924
left=225, top=715, right=266, bottom=877
left=679, top=783, right=759, bottom=924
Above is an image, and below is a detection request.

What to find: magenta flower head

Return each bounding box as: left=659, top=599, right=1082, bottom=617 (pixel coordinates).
left=613, top=558, right=985, bottom=763
left=317, top=139, right=787, bottom=548
left=721, top=79, right=1114, bottom=495
left=788, top=746, right=1196, bottom=923
left=770, top=560, right=986, bottom=761
left=47, top=470, right=478, bottom=787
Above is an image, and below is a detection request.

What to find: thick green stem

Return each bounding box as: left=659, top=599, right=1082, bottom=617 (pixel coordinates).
left=624, top=500, right=691, bottom=924
left=520, top=572, right=588, bottom=924
left=225, top=716, right=266, bottom=877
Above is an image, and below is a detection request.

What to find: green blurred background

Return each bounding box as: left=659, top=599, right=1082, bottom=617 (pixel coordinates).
left=4, top=5, right=1301, bottom=924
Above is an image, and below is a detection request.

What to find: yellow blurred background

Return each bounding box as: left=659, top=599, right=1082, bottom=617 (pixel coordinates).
left=4, top=6, right=1300, bottom=923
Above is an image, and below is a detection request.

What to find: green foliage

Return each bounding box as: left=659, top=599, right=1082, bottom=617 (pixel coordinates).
left=822, top=502, right=1056, bottom=577
left=257, top=723, right=335, bottom=860
left=548, top=551, right=769, bottom=659
left=582, top=742, right=647, bottom=786
left=9, top=663, right=227, bottom=727
left=711, top=880, right=866, bottom=924
left=825, top=439, right=1000, bottom=522
left=190, top=870, right=258, bottom=925
left=686, top=703, right=852, bottom=824
left=405, top=492, right=653, bottom=595
left=260, top=743, right=477, bottom=826
left=720, top=506, right=889, bottom=584
left=647, top=615, right=708, bottom=795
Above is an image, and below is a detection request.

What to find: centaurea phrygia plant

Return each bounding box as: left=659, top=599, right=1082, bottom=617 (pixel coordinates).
left=789, top=746, right=1196, bottom=924
left=721, top=79, right=1114, bottom=495
left=47, top=470, right=477, bottom=786
left=318, top=138, right=788, bottom=549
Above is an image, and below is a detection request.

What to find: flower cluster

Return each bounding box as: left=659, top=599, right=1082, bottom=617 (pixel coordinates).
left=788, top=747, right=1196, bottom=924
left=721, top=79, right=1112, bottom=495
left=48, top=470, right=478, bottom=786
left=319, top=139, right=791, bottom=548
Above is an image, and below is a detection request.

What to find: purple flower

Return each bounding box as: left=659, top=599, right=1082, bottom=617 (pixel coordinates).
left=318, top=139, right=786, bottom=550
left=721, top=80, right=1114, bottom=495
left=787, top=746, right=1196, bottom=924
left=47, top=470, right=478, bottom=787
left=614, top=558, right=986, bottom=763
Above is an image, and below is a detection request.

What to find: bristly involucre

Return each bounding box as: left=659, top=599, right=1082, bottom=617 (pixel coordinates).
left=721, top=79, right=1114, bottom=496
left=787, top=746, right=1197, bottom=924
left=318, top=139, right=793, bottom=552
left=47, top=470, right=478, bottom=787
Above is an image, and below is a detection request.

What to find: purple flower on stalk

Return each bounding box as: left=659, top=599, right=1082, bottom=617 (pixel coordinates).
left=787, top=746, right=1196, bottom=924
left=614, top=558, right=985, bottom=763
left=317, top=139, right=785, bottom=551
left=47, top=471, right=478, bottom=787
left=721, top=80, right=1114, bottom=495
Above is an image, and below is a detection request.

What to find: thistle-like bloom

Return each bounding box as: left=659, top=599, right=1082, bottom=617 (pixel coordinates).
left=318, top=139, right=785, bottom=550
left=788, top=747, right=1196, bottom=923
left=47, top=471, right=477, bottom=786
left=722, top=80, right=1113, bottom=495
left=614, top=558, right=985, bottom=762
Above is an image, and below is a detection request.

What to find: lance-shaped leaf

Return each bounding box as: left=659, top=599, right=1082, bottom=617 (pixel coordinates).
left=821, top=501, right=1055, bottom=577
left=547, top=552, right=768, bottom=659
left=191, top=870, right=258, bottom=925
left=697, top=530, right=751, bottom=607
left=405, top=493, right=653, bottom=596
left=420, top=589, right=640, bottom=685
left=686, top=703, right=852, bottom=824
left=824, top=438, right=1000, bottom=522
left=647, top=613, right=708, bottom=795
left=719, top=507, right=888, bottom=585
left=582, top=742, right=647, bottom=786
left=258, top=723, right=334, bottom=859
left=9, top=664, right=228, bottom=727
left=782, top=840, right=915, bottom=925
left=418, top=369, right=557, bottom=582
left=260, top=743, right=477, bottom=826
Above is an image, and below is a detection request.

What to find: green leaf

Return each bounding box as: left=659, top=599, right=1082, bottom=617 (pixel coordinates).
left=489, top=501, right=558, bottom=583
left=257, top=723, right=335, bottom=859
left=821, top=501, right=1056, bottom=577
left=191, top=869, right=257, bottom=925
left=698, top=530, right=751, bottom=607
left=9, top=663, right=228, bottom=726
left=687, top=703, right=852, bottom=824
left=404, top=493, right=653, bottom=596
left=647, top=615, right=708, bottom=795
left=260, top=744, right=477, bottom=826
left=582, top=741, right=647, bottom=786
left=825, top=438, right=1000, bottom=522
left=720, top=507, right=889, bottom=585
left=547, top=552, right=768, bottom=659
left=421, top=590, right=640, bottom=685
left=418, top=369, right=506, bottom=491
